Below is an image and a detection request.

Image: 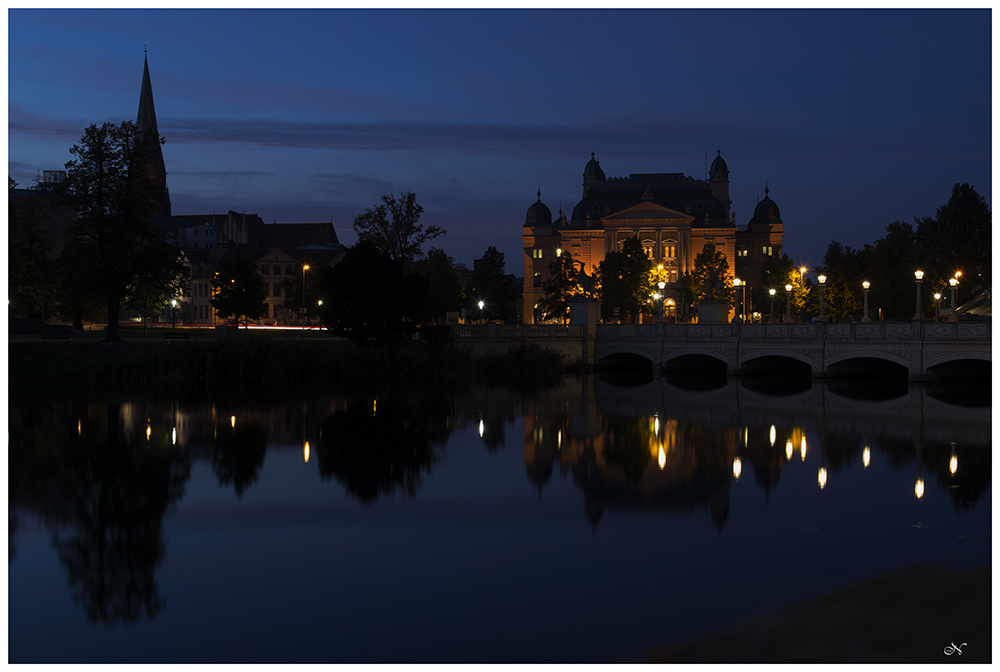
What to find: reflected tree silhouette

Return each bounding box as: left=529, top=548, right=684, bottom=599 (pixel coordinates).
left=212, top=418, right=268, bottom=498
left=315, top=396, right=451, bottom=503
left=51, top=402, right=190, bottom=625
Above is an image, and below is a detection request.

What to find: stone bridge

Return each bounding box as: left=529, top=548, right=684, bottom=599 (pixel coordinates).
left=452, top=317, right=990, bottom=381
left=595, top=321, right=991, bottom=380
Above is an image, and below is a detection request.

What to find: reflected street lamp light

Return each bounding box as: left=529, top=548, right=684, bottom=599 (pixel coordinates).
left=784, top=284, right=793, bottom=324
left=817, top=274, right=827, bottom=322
left=769, top=288, right=776, bottom=323
left=913, top=270, right=924, bottom=321
left=861, top=281, right=871, bottom=322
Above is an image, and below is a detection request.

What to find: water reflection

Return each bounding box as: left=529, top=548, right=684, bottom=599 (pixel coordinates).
left=8, top=376, right=991, bottom=629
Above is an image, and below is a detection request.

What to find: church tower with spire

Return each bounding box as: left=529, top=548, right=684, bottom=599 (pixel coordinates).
left=137, top=52, right=171, bottom=216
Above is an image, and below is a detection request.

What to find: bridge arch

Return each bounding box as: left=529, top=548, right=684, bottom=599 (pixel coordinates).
left=596, top=346, right=656, bottom=369
left=824, top=349, right=911, bottom=370
left=739, top=348, right=818, bottom=371
left=661, top=346, right=731, bottom=369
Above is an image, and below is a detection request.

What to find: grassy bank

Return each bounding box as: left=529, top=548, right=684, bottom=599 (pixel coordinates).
left=8, top=337, right=568, bottom=386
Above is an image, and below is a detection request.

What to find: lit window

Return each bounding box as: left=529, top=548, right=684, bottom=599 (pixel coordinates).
left=533, top=249, right=544, bottom=259
left=533, top=272, right=541, bottom=287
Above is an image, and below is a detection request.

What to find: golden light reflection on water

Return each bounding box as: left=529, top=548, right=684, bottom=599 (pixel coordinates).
left=304, top=441, right=310, bottom=463
left=786, top=439, right=793, bottom=461
left=818, top=467, right=828, bottom=489
left=950, top=455, right=958, bottom=475
left=733, top=457, right=742, bottom=480
left=800, top=436, right=807, bottom=462
left=658, top=444, right=666, bottom=470
left=863, top=446, right=871, bottom=468
left=146, top=424, right=151, bottom=441
left=769, top=425, right=776, bottom=446
left=915, top=478, right=925, bottom=499
left=230, top=416, right=235, bottom=428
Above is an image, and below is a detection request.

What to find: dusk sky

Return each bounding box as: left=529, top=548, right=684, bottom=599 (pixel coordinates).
left=8, top=8, right=992, bottom=274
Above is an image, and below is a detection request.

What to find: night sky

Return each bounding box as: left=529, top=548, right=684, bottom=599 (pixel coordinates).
left=7, top=8, right=992, bottom=274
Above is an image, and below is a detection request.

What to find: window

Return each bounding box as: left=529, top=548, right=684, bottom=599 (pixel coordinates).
left=274, top=282, right=282, bottom=297
left=285, top=265, right=293, bottom=275
left=533, top=272, right=541, bottom=287
left=762, top=246, right=773, bottom=256
left=273, top=264, right=282, bottom=275
left=532, top=249, right=544, bottom=259
left=261, top=265, right=269, bottom=275
left=664, top=244, right=676, bottom=259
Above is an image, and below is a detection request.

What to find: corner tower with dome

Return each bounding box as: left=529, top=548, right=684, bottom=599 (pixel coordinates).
left=522, top=151, right=784, bottom=323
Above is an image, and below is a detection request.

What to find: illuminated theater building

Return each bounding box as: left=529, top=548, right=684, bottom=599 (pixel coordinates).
left=522, top=152, right=784, bottom=323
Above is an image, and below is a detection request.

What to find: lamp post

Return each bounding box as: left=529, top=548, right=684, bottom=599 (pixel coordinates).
left=949, top=277, right=959, bottom=322
left=478, top=300, right=485, bottom=323
left=171, top=299, right=177, bottom=335
left=861, top=281, right=871, bottom=322
left=732, top=278, right=742, bottom=324
left=769, top=288, right=776, bottom=323
left=913, top=270, right=924, bottom=321
left=933, top=292, right=941, bottom=322
left=657, top=280, right=666, bottom=323
left=817, top=274, right=827, bottom=322
left=784, top=284, right=793, bottom=324
left=302, top=264, right=310, bottom=327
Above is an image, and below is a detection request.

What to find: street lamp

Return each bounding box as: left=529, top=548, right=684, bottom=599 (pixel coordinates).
left=784, top=283, right=793, bottom=324
left=657, top=280, right=666, bottom=323
left=769, top=288, right=776, bottom=323
left=171, top=299, right=177, bottom=334
left=949, top=277, right=959, bottom=322
left=933, top=292, right=942, bottom=322
left=861, top=281, right=871, bottom=322
left=817, top=274, right=826, bottom=322
left=478, top=300, right=485, bottom=322
left=913, top=270, right=924, bottom=321
left=733, top=278, right=742, bottom=324
left=302, top=264, right=310, bottom=327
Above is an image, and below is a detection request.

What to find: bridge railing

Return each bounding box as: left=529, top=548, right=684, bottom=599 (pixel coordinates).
left=454, top=324, right=584, bottom=339
left=596, top=321, right=991, bottom=341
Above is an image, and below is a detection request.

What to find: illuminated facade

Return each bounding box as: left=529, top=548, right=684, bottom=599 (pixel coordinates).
left=523, top=152, right=784, bottom=323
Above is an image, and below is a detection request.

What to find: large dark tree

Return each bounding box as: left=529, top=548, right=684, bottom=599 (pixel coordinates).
left=597, top=236, right=654, bottom=323
left=59, top=121, right=174, bottom=342
left=126, top=240, right=189, bottom=333
left=8, top=178, right=54, bottom=321
left=317, top=240, right=414, bottom=345
left=858, top=221, right=925, bottom=320
left=466, top=245, right=519, bottom=323
left=352, top=191, right=444, bottom=263
left=211, top=251, right=268, bottom=328
left=917, top=182, right=991, bottom=297
left=412, top=247, right=465, bottom=322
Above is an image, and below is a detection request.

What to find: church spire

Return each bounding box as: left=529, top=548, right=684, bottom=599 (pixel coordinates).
left=137, top=52, right=171, bottom=216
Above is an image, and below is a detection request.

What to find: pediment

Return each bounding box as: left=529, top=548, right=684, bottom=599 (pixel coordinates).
left=602, top=202, right=694, bottom=224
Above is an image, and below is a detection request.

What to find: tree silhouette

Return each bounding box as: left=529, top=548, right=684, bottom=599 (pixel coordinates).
left=599, top=236, right=654, bottom=322
left=59, top=121, right=173, bottom=342
left=212, top=418, right=268, bottom=498
left=314, top=396, right=451, bottom=503
left=352, top=191, right=443, bottom=263
left=211, top=251, right=269, bottom=328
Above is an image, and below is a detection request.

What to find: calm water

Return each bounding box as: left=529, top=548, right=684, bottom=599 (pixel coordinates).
left=8, top=375, right=991, bottom=663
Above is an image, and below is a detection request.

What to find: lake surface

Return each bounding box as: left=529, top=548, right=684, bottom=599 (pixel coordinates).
left=8, top=375, right=991, bottom=662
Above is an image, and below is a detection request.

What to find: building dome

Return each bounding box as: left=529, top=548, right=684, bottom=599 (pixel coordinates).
left=709, top=150, right=729, bottom=179
left=583, top=152, right=606, bottom=183
left=749, top=185, right=783, bottom=227
left=525, top=187, right=552, bottom=224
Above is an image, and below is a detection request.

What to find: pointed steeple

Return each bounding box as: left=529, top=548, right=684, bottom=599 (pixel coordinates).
left=137, top=51, right=171, bottom=216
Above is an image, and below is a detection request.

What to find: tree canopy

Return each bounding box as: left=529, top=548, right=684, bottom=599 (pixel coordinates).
left=466, top=246, right=519, bottom=323
left=539, top=251, right=582, bottom=323
left=597, top=237, right=654, bottom=322
left=211, top=252, right=268, bottom=327
left=352, top=191, right=444, bottom=263
left=59, top=121, right=179, bottom=341
left=682, top=242, right=734, bottom=311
